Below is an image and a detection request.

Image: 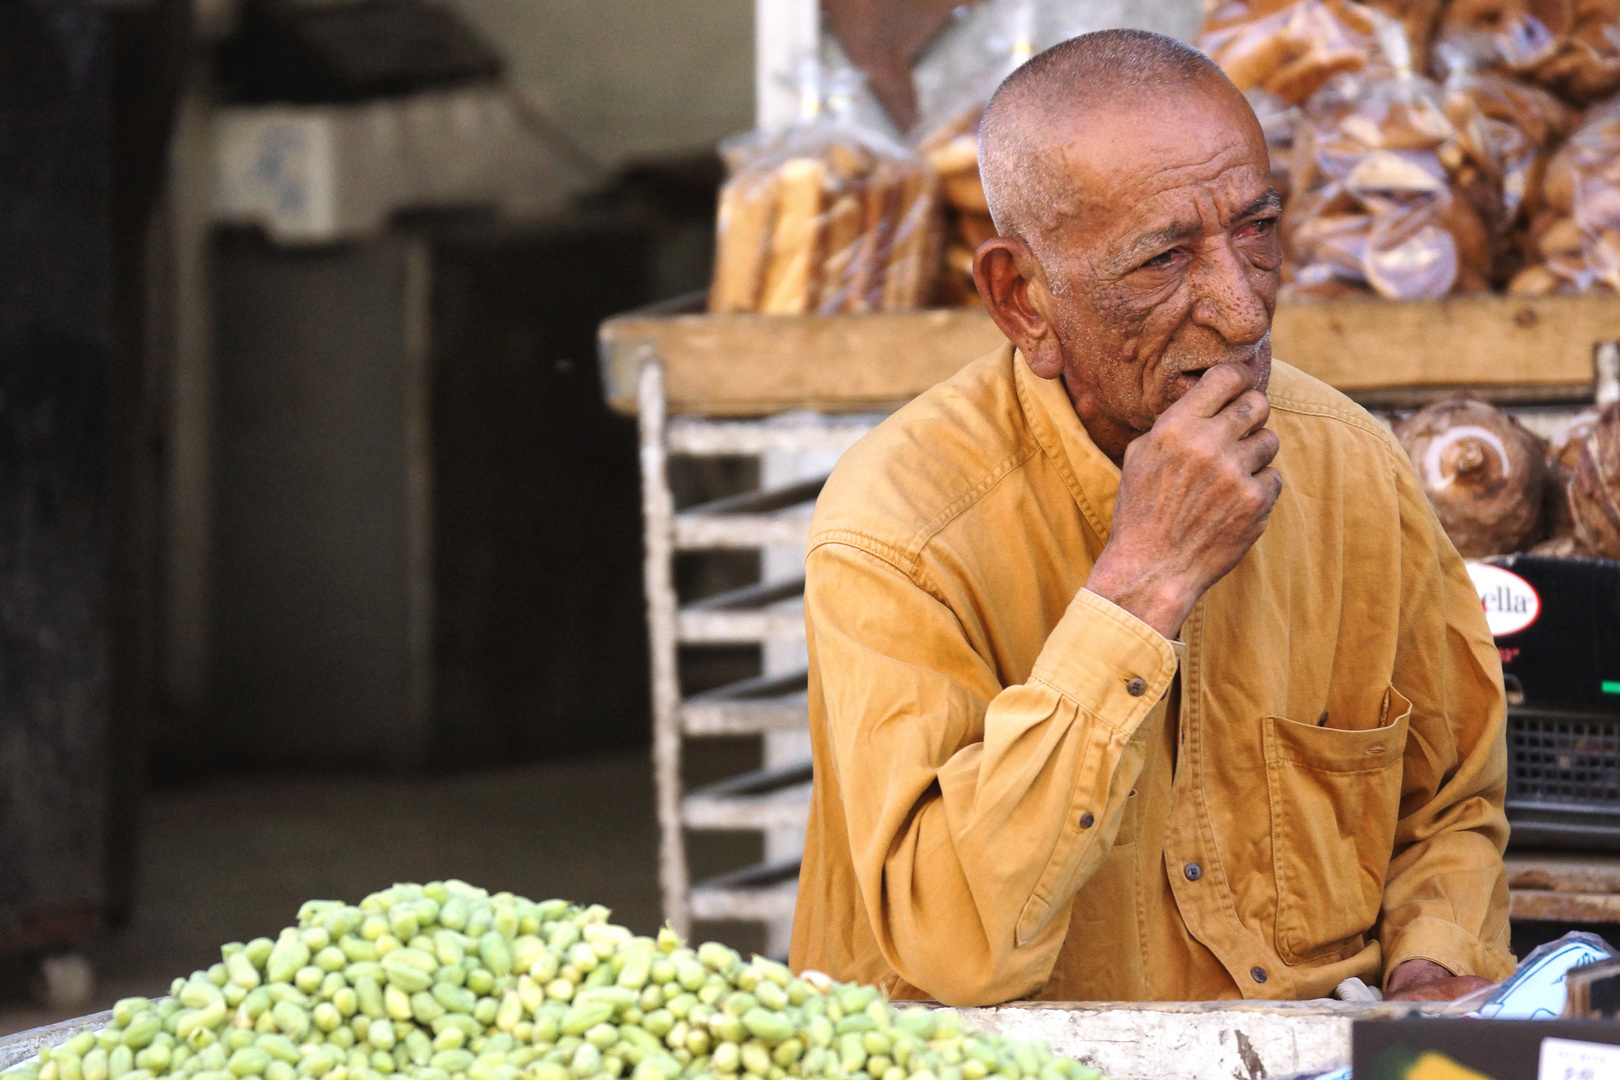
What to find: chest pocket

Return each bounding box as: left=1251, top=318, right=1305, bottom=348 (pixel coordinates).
left=1264, top=686, right=1411, bottom=965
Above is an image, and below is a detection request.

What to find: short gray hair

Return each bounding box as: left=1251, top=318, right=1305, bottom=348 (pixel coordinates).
left=979, top=29, right=1224, bottom=254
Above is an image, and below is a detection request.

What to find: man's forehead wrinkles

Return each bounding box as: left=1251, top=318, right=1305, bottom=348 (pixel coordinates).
left=1093, top=178, right=1274, bottom=272
left=1106, top=177, right=1264, bottom=240
left=1152, top=143, right=1245, bottom=179
left=1129, top=154, right=1262, bottom=200
left=1115, top=160, right=1271, bottom=222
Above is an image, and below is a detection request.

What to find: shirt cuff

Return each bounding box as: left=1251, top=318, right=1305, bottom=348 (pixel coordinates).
left=1027, top=588, right=1180, bottom=734
left=1382, top=915, right=1518, bottom=988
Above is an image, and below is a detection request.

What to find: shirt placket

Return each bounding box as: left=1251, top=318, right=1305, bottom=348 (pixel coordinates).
left=1162, top=597, right=1299, bottom=1000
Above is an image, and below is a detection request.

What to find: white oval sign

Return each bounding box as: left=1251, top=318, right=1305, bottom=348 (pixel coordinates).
left=1466, top=561, right=1541, bottom=637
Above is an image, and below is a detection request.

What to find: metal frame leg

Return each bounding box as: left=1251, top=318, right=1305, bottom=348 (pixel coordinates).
left=639, top=356, right=689, bottom=937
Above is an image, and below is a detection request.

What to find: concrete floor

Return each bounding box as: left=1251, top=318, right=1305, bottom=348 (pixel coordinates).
left=0, top=746, right=759, bottom=1037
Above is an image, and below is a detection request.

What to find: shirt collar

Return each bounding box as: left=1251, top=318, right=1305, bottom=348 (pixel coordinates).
left=1012, top=347, right=1122, bottom=544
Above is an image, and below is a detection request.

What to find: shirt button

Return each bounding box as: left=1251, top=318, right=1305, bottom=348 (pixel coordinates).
left=1079, top=812, right=1095, bottom=829
left=1126, top=676, right=1147, bottom=697
left=1251, top=966, right=1268, bottom=984
left=1184, top=862, right=1202, bottom=881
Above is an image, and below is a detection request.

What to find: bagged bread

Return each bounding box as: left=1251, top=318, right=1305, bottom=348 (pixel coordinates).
left=1283, top=79, right=1478, bottom=294
left=1434, top=52, right=1576, bottom=284
left=710, top=70, right=942, bottom=315
left=1250, top=89, right=1307, bottom=202
left=913, top=4, right=1041, bottom=306
left=1433, top=0, right=1620, bottom=102
left=1197, top=0, right=1442, bottom=103
left=1507, top=93, right=1620, bottom=293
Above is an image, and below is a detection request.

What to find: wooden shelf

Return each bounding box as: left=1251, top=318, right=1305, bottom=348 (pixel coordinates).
left=599, top=293, right=1620, bottom=416
left=1507, top=853, right=1620, bottom=923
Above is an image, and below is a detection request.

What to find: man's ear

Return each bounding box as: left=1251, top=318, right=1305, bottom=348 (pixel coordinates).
left=972, top=237, right=1065, bottom=380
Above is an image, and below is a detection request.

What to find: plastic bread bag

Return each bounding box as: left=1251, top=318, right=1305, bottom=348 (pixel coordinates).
left=916, top=98, right=993, bottom=305
left=1509, top=92, right=1620, bottom=293
left=913, top=0, right=1041, bottom=304
left=1433, top=0, right=1620, bottom=102
left=1281, top=17, right=1505, bottom=296
left=917, top=99, right=993, bottom=305
left=1438, top=48, right=1575, bottom=217
left=709, top=66, right=942, bottom=315
left=1286, top=192, right=1468, bottom=296
left=1250, top=89, right=1307, bottom=201
left=1431, top=47, right=1576, bottom=284
left=1197, top=0, right=1439, bottom=104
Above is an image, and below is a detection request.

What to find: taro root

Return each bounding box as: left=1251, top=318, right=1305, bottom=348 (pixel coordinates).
left=1540, top=406, right=1600, bottom=542
left=1567, top=402, right=1620, bottom=558
left=1395, top=397, right=1547, bottom=555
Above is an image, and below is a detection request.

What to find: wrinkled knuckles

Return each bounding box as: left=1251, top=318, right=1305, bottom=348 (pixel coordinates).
left=1250, top=428, right=1281, bottom=465
left=1243, top=390, right=1271, bottom=426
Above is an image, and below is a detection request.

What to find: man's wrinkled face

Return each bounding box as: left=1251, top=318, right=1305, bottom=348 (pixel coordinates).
left=1031, top=84, right=1281, bottom=436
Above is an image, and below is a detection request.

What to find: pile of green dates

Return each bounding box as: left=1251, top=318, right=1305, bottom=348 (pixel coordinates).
left=1, top=882, right=1113, bottom=1080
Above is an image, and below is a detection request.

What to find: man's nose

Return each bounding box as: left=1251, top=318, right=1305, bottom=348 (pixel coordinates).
left=1188, top=243, right=1271, bottom=347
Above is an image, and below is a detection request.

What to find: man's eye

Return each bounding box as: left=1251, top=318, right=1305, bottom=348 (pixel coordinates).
left=1239, top=217, right=1278, bottom=239
left=1140, top=250, right=1178, bottom=270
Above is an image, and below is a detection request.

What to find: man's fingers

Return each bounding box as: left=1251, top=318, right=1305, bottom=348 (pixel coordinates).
left=1235, top=427, right=1280, bottom=474
left=1218, top=388, right=1272, bottom=440
left=1177, top=362, right=1255, bottom=419
left=1255, top=466, right=1284, bottom=505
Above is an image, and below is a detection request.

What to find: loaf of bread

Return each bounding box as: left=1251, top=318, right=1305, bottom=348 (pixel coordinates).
left=758, top=157, right=830, bottom=314
left=709, top=124, right=942, bottom=315
left=817, top=187, right=867, bottom=312
left=847, top=160, right=903, bottom=313
left=710, top=170, right=782, bottom=314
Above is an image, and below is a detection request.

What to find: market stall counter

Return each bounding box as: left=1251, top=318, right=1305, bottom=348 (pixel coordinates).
left=0, top=995, right=1463, bottom=1080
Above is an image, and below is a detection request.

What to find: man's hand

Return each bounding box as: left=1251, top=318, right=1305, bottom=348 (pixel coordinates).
left=1384, top=958, right=1496, bottom=1002
left=1085, top=362, right=1282, bottom=639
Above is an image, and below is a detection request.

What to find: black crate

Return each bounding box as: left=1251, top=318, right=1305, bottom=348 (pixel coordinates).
left=1478, top=556, right=1620, bottom=848
left=1506, top=706, right=1620, bottom=848
left=1485, top=554, right=1620, bottom=714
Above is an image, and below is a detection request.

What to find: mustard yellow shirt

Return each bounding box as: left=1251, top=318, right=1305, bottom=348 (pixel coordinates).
left=790, top=345, right=1515, bottom=1006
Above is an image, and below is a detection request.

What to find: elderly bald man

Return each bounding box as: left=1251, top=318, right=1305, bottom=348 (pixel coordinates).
left=790, top=29, right=1514, bottom=1006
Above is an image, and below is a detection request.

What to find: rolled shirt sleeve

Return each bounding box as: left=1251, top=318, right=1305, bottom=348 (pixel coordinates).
left=1376, top=436, right=1516, bottom=986
left=806, top=540, right=1179, bottom=1005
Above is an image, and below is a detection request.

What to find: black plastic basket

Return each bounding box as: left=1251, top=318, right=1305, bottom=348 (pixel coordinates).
left=1507, top=706, right=1620, bottom=849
